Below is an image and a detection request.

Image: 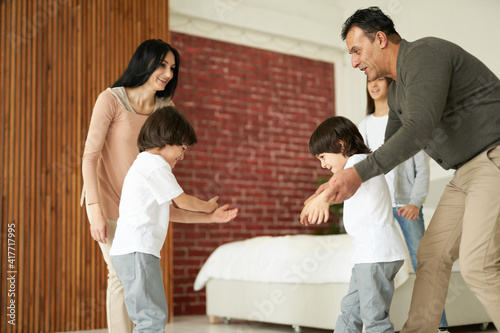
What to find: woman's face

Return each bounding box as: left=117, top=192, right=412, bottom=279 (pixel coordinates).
left=146, top=51, right=176, bottom=91
left=367, top=77, right=389, bottom=101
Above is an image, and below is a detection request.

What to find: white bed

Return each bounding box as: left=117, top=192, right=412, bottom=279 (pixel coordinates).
left=194, top=234, right=491, bottom=332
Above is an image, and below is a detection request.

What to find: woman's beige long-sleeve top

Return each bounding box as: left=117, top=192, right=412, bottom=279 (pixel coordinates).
left=82, top=87, right=171, bottom=220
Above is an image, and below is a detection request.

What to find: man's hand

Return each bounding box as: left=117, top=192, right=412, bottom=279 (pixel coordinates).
left=321, top=167, right=362, bottom=204
left=397, top=204, right=419, bottom=220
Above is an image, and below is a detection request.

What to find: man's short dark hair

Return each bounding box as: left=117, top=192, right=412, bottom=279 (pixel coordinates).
left=309, top=116, right=371, bottom=157
left=341, top=6, right=401, bottom=43
left=138, top=106, right=197, bottom=152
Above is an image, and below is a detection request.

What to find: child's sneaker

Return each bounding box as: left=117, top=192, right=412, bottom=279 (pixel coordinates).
left=437, top=329, right=450, bottom=333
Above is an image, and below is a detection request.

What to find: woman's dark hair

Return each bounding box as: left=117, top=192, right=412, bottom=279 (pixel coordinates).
left=366, top=77, right=394, bottom=114
left=113, top=39, right=180, bottom=99
left=138, top=106, right=197, bottom=152
left=341, top=6, right=401, bottom=44
left=309, top=116, right=371, bottom=157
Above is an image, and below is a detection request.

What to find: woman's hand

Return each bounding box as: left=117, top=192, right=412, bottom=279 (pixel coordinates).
left=89, top=203, right=109, bottom=243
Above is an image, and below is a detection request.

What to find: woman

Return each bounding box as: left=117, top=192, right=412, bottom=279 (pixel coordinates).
left=82, top=39, right=180, bottom=332
left=358, top=77, right=449, bottom=333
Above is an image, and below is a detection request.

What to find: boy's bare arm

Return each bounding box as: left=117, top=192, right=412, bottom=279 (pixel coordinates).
left=170, top=204, right=238, bottom=223
left=172, top=193, right=218, bottom=213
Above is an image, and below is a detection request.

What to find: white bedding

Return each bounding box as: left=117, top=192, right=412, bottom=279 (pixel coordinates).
left=194, top=234, right=415, bottom=291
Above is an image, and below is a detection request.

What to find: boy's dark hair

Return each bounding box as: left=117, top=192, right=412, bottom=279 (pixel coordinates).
left=112, top=39, right=180, bottom=99
left=138, top=106, right=197, bottom=152
left=309, top=116, right=371, bottom=157
left=341, top=6, right=401, bottom=44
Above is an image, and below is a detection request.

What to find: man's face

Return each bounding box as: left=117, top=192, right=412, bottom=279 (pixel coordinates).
left=345, top=26, right=384, bottom=81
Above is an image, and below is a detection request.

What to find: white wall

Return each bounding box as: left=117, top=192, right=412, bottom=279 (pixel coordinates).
left=169, top=0, right=500, bottom=212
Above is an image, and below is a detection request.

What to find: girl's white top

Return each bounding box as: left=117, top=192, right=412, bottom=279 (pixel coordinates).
left=358, top=114, right=397, bottom=205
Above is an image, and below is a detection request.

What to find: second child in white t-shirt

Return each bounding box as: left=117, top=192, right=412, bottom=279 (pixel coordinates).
left=110, top=106, right=238, bottom=332
left=300, top=116, right=406, bottom=333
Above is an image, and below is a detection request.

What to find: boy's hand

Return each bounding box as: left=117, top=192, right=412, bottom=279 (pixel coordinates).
left=206, top=196, right=219, bottom=213
left=210, top=204, right=238, bottom=223
left=303, top=192, right=317, bottom=207
left=303, top=182, right=330, bottom=206
left=397, top=204, right=419, bottom=220
left=300, top=196, right=330, bottom=225
left=300, top=200, right=313, bottom=226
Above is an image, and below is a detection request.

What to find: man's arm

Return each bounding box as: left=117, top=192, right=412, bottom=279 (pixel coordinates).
left=310, top=41, right=452, bottom=213
left=357, top=45, right=452, bottom=182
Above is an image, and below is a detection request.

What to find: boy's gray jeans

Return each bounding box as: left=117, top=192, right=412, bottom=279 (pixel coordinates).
left=335, top=260, right=404, bottom=333
left=111, top=252, right=168, bottom=333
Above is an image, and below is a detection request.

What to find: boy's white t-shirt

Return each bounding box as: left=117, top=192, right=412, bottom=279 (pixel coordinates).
left=343, top=154, right=407, bottom=264
left=110, top=152, right=183, bottom=258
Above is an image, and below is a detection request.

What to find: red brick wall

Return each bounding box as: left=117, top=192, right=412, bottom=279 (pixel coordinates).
left=170, top=32, right=335, bottom=315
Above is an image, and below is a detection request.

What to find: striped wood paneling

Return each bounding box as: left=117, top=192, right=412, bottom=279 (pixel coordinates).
left=0, top=1, right=173, bottom=331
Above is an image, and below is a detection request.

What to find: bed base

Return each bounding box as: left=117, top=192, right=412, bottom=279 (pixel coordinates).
left=206, top=272, right=491, bottom=331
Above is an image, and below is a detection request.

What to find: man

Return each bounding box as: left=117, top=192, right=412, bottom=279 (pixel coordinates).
left=303, top=6, right=500, bottom=333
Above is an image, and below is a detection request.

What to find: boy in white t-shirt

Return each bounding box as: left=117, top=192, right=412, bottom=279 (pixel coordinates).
left=300, top=116, right=407, bottom=333
left=110, top=106, right=238, bottom=332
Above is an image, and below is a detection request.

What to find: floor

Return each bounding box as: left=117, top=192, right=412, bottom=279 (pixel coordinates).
left=57, top=315, right=497, bottom=333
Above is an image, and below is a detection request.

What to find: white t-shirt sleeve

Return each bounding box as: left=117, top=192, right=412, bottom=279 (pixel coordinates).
left=345, top=154, right=366, bottom=169
left=147, top=166, right=183, bottom=204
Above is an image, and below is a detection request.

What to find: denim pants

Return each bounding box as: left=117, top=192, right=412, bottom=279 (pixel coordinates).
left=393, top=207, right=448, bottom=328
left=112, top=252, right=168, bottom=333
left=335, top=261, right=404, bottom=333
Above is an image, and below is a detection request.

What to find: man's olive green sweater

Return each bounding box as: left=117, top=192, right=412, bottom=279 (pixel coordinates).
left=355, top=38, right=500, bottom=181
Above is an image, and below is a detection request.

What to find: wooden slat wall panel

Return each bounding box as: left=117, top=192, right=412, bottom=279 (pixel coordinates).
left=0, top=1, right=173, bottom=331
